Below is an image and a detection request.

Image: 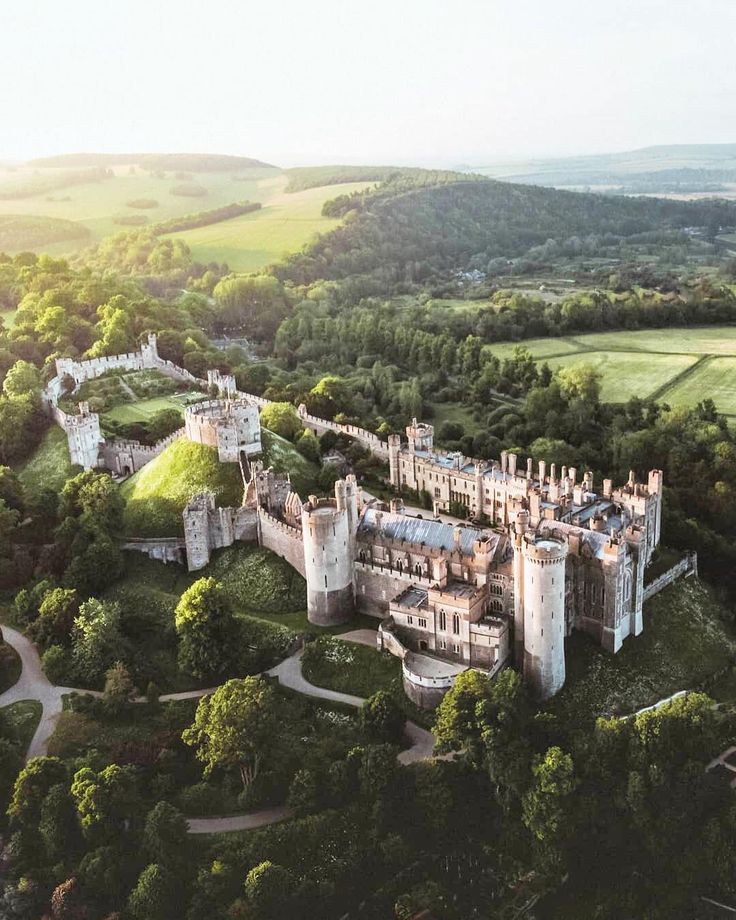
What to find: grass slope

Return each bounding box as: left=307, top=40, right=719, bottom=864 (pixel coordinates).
left=0, top=214, right=90, bottom=250
left=550, top=578, right=736, bottom=727
left=120, top=439, right=244, bottom=536
left=166, top=181, right=372, bottom=271
left=18, top=425, right=78, bottom=495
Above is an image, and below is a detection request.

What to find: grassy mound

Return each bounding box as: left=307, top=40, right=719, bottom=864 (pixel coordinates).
left=120, top=439, right=243, bottom=536
left=550, top=578, right=736, bottom=727
left=18, top=425, right=79, bottom=495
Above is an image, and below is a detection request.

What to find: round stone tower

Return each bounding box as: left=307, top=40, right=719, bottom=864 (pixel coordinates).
left=520, top=534, right=568, bottom=700
left=302, top=487, right=354, bottom=626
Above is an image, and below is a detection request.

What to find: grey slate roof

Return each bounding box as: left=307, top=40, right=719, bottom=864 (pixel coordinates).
left=358, top=506, right=496, bottom=556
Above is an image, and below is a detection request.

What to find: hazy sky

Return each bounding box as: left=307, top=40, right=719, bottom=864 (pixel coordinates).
left=2, top=0, right=734, bottom=166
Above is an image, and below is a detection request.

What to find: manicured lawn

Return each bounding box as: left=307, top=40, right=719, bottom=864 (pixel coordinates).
left=17, top=425, right=78, bottom=494
left=549, top=579, right=736, bottom=729
left=167, top=182, right=372, bottom=271
left=102, top=394, right=184, bottom=424
left=302, top=637, right=399, bottom=698
left=120, top=439, right=244, bottom=536
left=2, top=699, right=42, bottom=751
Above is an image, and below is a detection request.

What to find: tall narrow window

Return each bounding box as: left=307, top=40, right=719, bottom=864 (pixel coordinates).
left=452, top=613, right=460, bottom=634
left=439, top=609, right=446, bottom=631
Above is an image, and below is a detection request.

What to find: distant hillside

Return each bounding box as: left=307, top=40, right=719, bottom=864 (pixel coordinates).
left=477, top=143, right=736, bottom=195
left=0, top=214, right=90, bottom=250
left=29, top=152, right=276, bottom=171
left=274, top=176, right=736, bottom=288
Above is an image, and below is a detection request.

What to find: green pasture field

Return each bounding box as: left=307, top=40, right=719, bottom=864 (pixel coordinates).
left=0, top=162, right=283, bottom=251
left=487, top=325, right=736, bottom=414
left=662, top=356, right=736, bottom=415
left=165, top=181, right=372, bottom=271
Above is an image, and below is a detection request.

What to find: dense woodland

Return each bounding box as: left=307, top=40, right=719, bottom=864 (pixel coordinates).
left=1, top=171, right=736, bottom=917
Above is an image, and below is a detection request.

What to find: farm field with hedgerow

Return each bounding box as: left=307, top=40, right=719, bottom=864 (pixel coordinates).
left=488, top=325, right=736, bottom=416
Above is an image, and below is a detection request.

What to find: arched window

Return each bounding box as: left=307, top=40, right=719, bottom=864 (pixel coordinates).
left=452, top=613, right=460, bottom=635
left=439, top=609, right=446, bottom=631
left=491, top=599, right=503, bottom=613
left=414, top=563, right=422, bottom=577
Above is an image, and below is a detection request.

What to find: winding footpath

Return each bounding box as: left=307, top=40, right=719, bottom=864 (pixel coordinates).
left=0, top=625, right=439, bottom=833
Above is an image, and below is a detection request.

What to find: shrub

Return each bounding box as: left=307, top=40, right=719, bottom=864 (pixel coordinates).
left=42, top=645, right=73, bottom=685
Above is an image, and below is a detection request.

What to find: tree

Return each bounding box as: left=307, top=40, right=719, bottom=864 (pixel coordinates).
left=29, top=587, right=79, bottom=649
left=39, top=783, right=83, bottom=865
left=360, top=690, right=405, bottom=744
left=2, top=360, right=41, bottom=398
left=49, top=876, right=86, bottom=920
left=243, top=860, right=295, bottom=920
left=175, top=577, right=236, bottom=680
left=0, top=738, right=23, bottom=817
left=71, top=598, right=123, bottom=684
left=0, top=465, right=24, bottom=513
left=259, top=401, right=303, bottom=440
left=143, top=802, right=189, bottom=868
left=522, top=746, right=577, bottom=873
left=102, top=662, right=135, bottom=714
left=59, top=470, right=123, bottom=530
left=7, top=756, right=67, bottom=828
left=70, top=764, right=140, bottom=844
left=182, top=677, right=282, bottom=791
left=127, top=864, right=178, bottom=920
left=433, top=669, right=491, bottom=763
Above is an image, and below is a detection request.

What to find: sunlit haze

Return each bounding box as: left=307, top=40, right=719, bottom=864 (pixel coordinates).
left=3, top=0, right=735, bottom=165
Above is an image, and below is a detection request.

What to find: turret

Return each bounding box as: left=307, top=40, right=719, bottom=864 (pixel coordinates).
left=301, top=486, right=354, bottom=626
left=406, top=418, right=434, bottom=453
left=514, top=532, right=568, bottom=700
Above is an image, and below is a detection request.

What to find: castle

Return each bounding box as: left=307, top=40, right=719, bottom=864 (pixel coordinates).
left=43, top=340, right=683, bottom=707
left=183, top=417, right=667, bottom=706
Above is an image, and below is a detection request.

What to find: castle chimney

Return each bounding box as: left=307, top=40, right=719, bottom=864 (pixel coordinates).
left=500, top=450, right=508, bottom=474
left=569, top=467, right=577, bottom=487
left=453, top=526, right=462, bottom=550
left=508, top=453, right=517, bottom=476
left=603, top=478, right=612, bottom=498
left=585, top=470, right=594, bottom=492
left=550, top=463, right=557, bottom=482
left=527, top=457, right=533, bottom=479
left=538, top=460, right=547, bottom=484
left=561, top=465, right=568, bottom=482
left=628, top=470, right=636, bottom=488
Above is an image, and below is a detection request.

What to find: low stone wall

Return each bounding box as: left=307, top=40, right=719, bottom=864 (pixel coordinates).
left=258, top=511, right=306, bottom=578
left=296, top=404, right=389, bottom=460
left=643, top=551, right=698, bottom=601
left=121, top=538, right=186, bottom=565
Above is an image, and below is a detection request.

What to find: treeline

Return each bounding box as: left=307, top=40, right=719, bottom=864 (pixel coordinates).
left=285, top=164, right=479, bottom=193
left=273, top=177, right=736, bottom=293
left=151, top=200, right=261, bottom=235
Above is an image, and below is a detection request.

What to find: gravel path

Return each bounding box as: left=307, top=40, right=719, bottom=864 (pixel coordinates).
left=0, top=623, right=439, bottom=833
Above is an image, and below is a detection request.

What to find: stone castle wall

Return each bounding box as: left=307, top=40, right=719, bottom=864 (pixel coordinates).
left=258, top=511, right=306, bottom=578
left=643, top=552, right=698, bottom=601
left=101, top=428, right=185, bottom=476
